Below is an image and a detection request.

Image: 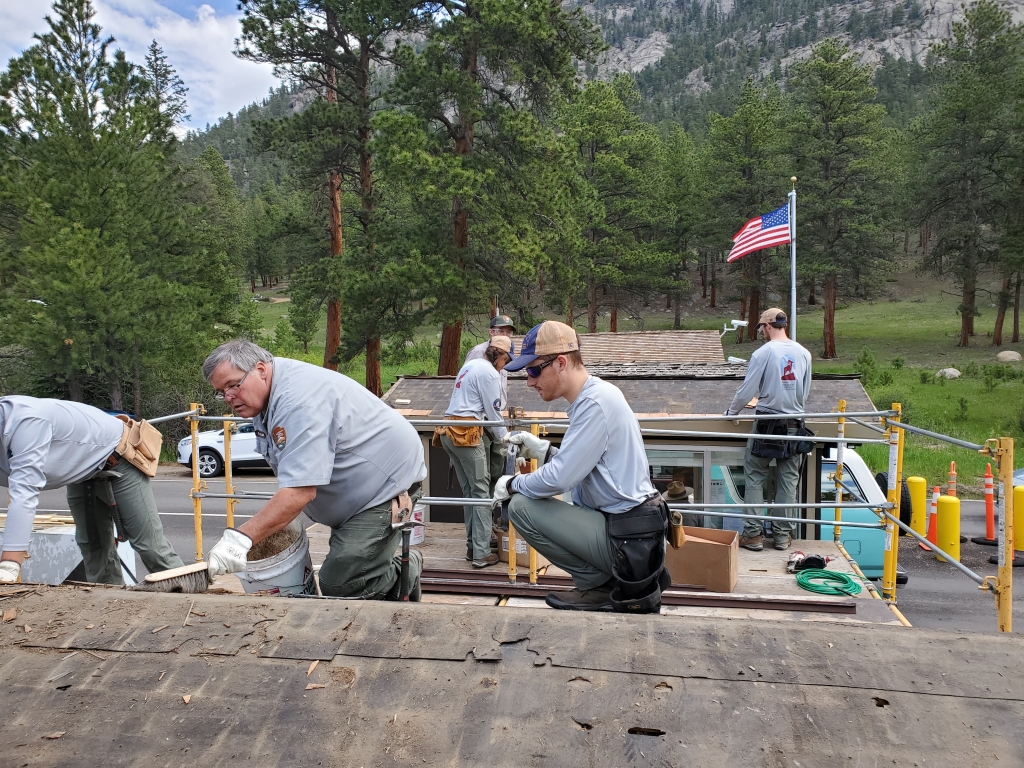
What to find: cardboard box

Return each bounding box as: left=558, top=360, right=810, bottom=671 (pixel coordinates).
left=498, top=533, right=551, bottom=568
left=664, top=527, right=739, bottom=593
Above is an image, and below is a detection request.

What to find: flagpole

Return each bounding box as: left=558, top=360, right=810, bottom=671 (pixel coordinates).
left=789, top=176, right=797, bottom=342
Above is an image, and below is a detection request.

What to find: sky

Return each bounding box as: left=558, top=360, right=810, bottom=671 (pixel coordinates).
left=0, top=0, right=280, bottom=132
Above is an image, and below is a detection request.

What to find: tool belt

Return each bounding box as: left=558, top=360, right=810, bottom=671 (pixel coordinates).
left=432, top=415, right=483, bottom=448
left=604, top=495, right=671, bottom=614
left=112, top=415, right=163, bottom=477
left=750, top=416, right=815, bottom=460
left=390, top=482, right=423, bottom=525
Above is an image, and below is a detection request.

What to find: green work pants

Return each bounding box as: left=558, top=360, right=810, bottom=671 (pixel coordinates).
left=318, top=500, right=420, bottom=600
left=440, top=434, right=492, bottom=560
left=66, top=462, right=183, bottom=585
left=742, top=440, right=805, bottom=541
left=482, top=431, right=506, bottom=496
left=507, top=495, right=616, bottom=590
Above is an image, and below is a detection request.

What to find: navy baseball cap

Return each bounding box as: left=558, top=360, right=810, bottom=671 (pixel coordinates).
left=504, top=321, right=580, bottom=372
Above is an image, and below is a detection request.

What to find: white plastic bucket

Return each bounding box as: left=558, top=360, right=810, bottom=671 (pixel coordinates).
left=237, top=519, right=317, bottom=596
left=410, top=503, right=425, bottom=546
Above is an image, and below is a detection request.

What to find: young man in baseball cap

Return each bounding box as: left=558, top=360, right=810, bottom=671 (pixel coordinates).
left=493, top=321, right=670, bottom=612
left=725, top=308, right=812, bottom=551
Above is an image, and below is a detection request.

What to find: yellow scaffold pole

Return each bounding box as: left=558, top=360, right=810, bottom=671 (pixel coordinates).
left=189, top=403, right=206, bottom=562
left=223, top=417, right=235, bottom=529
left=528, top=423, right=541, bottom=584
left=881, top=403, right=904, bottom=602
left=995, top=437, right=1015, bottom=632
left=833, top=400, right=846, bottom=544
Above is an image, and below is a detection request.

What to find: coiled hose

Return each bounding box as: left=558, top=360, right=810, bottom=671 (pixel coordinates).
left=795, top=568, right=862, bottom=597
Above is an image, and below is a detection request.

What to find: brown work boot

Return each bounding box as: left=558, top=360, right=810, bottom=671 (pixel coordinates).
left=545, top=582, right=614, bottom=611
left=773, top=536, right=792, bottom=551
left=472, top=553, right=500, bottom=569
left=739, top=535, right=764, bottom=551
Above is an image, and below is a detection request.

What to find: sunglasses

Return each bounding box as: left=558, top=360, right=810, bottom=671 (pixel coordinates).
left=525, top=358, right=556, bottom=379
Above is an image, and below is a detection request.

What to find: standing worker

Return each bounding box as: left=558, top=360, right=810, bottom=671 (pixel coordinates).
left=465, top=315, right=516, bottom=490
left=202, top=340, right=427, bottom=600
left=435, top=336, right=513, bottom=568
left=493, top=321, right=669, bottom=613
left=0, top=396, right=182, bottom=584
left=725, top=308, right=812, bottom=552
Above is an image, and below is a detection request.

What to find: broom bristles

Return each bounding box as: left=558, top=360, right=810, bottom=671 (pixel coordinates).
left=132, top=562, right=211, bottom=594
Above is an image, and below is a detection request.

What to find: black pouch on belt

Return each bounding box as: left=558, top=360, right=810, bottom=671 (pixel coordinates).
left=604, top=498, right=671, bottom=614
left=750, top=417, right=790, bottom=460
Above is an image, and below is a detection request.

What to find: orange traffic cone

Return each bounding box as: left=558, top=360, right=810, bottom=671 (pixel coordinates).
left=920, top=485, right=939, bottom=551
left=972, top=464, right=997, bottom=546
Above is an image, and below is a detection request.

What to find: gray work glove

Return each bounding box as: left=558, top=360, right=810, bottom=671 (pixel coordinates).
left=492, top=475, right=514, bottom=510
left=0, top=561, right=20, bottom=583
left=207, top=529, right=252, bottom=577
left=503, top=431, right=550, bottom=461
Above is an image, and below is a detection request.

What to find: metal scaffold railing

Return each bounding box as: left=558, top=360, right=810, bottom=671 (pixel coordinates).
left=170, top=399, right=1013, bottom=631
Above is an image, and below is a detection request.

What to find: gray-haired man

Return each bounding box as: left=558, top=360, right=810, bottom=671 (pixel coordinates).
left=202, top=340, right=427, bottom=599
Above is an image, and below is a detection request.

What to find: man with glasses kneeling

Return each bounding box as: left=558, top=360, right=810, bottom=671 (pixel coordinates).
left=493, top=321, right=670, bottom=613
left=202, top=339, right=427, bottom=599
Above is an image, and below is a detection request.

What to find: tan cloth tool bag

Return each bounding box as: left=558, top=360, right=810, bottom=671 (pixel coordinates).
left=114, top=415, right=163, bottom=477
left=431, top=415, right=483, bottom=449
left=667, top=509, right=687, bottom=550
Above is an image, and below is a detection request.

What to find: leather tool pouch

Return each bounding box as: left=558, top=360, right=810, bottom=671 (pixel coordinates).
left=604, top=498, right=670, bottom=613
left=114, top=416, right=162, bottom=477
left=391, top=491, right=413, bottom=525
left=789, top=423, right=816, bottom=456
left=667, top=509, right=687, bottom=550
left=432, top=416, right=483, bottom=448
left=750, top=418, right=790, bottom=460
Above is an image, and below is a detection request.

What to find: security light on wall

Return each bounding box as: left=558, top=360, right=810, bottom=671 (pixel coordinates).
left=720, top=319, right=748, bottom=338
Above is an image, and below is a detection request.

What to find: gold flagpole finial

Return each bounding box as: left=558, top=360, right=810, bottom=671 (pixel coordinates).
left=790, top=176, right=797, bottom=190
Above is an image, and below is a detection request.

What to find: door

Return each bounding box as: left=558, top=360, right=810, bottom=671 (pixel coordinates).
left=819, top=461, right=885, bottom=577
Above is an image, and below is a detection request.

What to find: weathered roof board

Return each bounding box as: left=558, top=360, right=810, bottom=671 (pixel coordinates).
left=3, top=588, right=1023, bottom=766
left=510, top=329, right=727, bottom=364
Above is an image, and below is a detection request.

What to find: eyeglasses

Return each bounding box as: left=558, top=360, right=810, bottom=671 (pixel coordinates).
left=525, top=358, right=556, bottom=379
left=213, top=367, right=254, bottom=400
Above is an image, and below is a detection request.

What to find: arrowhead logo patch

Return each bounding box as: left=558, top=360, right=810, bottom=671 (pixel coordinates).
left=271, top=426, right=287, bottom=450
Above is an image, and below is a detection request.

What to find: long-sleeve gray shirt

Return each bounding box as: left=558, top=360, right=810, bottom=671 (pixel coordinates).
left=725, top=339, right=812, bottom=416
left=511, top=376, right=655, bottom=514
left=254, top=358, right=427, bottom=528
left=465, top=341, right=508, bottom=410
left=0, top=397, right=124, bottom=551
left=444, top=358, right=507, bottom=440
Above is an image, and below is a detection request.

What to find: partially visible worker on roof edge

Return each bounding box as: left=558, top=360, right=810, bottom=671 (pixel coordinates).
left=0, top=396, right=182, bottom=584
left=202, top=339, right=428, bottom=600
left=725, top=308, right=813, bottom=553
left=464, top=314, right=516, bottom=490
left=435, top=335, right=513, bottom=568
left=492, top=321, right=670, bottom=613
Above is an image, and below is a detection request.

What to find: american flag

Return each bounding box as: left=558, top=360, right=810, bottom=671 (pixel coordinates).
left=727, top=204, right=791, bottom=263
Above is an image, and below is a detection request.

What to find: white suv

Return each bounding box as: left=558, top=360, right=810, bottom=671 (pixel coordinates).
left=177, top=423, right=269, bottom=478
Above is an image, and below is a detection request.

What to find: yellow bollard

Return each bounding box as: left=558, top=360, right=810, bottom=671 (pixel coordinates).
left=907, top=476, right=927, bottom=536
left=935, top=495, right=961, bottom=563
left=1015, top=485, right=1024, bottom=555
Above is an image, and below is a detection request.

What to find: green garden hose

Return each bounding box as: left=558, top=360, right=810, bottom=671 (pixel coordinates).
left=795, top=569, right=863, bottom=597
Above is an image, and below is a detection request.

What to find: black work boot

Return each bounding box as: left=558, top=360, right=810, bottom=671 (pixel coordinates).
left=409, top=550, right=423, bottom=602
left=545, top=580, right=615, bottom=611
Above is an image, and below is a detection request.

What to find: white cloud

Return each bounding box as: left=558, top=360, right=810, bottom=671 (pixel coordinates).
left=0, top=0, right=280, bottom=131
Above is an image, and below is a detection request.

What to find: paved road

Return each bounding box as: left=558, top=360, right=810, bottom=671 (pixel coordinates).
left=21, top=469, right=1024, bottom=634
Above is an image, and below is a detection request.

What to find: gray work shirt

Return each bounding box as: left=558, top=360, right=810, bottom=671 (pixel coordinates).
left=726, top=339, right=812, bottom=416
left=253, top=358, right=426, bottom=528
left=465, top=341, right=508, bottom=411
left=0, top=396, right=124, bottom=550
left=511, top=376, right=655, bottom=514
left=445, top=359, right=507, bottom=440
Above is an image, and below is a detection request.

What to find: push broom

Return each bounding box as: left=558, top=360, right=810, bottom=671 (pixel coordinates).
left=133, top=562, right=212, bottom=593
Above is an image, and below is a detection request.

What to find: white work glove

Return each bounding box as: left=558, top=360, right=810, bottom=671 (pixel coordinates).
left=503, top=431, right=550, bottom=461
left=207, top=529, right=252, bottom=578
left=492, top=475, right=514, bottom=509
left=0, top=561, right=21, bottom=583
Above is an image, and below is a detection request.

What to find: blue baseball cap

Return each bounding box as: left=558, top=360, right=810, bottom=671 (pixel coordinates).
left=504, top=321, right=580, bottom=372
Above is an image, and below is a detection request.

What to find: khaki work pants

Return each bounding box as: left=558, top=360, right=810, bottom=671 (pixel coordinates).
left=440, top=434, right=493, bottom=560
